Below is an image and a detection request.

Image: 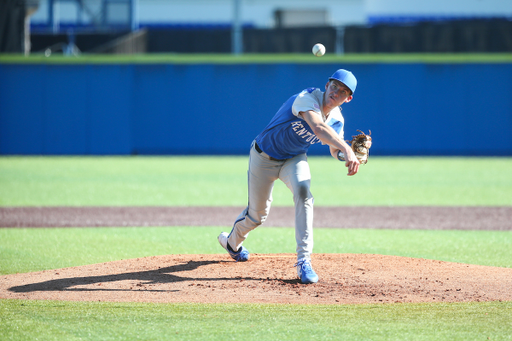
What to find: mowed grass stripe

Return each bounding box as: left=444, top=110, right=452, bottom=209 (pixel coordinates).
left=1, top=299, right=511, bottom=341
left=1, top=227, right=511, bottom=275
left=1, top=156, right=511, bottom=206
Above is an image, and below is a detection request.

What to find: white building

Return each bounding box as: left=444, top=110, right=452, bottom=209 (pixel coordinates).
left=30, top=0, right=512, bottom=31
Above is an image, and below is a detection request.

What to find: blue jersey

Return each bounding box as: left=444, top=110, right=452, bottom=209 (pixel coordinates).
left=255, top=88, right=345, bottom=159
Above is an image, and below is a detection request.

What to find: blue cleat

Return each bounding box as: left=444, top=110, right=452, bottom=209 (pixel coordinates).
left=218, top=232, right=250, bottom=262
left=295, top=258, right=319, bottom=284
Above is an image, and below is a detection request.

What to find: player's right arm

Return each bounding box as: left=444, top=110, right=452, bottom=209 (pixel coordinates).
left=300, top=110, right=359, bottom=176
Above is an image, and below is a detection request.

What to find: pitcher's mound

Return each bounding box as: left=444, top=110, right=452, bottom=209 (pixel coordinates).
left=2, top=254, right=511, bottom=305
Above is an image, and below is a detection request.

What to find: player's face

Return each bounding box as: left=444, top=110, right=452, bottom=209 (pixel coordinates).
left=325, top=80, right=353, bottom=107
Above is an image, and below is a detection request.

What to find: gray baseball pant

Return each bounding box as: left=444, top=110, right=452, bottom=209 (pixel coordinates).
left=227, top=142, right=314, bottom=261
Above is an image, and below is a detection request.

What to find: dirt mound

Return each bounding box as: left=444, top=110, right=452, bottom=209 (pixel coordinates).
left=2, top=254, right=511, bottom=305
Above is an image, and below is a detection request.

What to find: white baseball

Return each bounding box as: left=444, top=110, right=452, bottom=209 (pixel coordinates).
left=312, top=43, right=325, bottom=57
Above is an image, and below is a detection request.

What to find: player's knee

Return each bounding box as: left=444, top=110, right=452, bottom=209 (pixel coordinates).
left=247, top=211, right=267, bottom=227
left=295, top=182, right=313, bottom=203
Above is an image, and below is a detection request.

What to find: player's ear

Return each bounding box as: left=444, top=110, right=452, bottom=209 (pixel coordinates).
left=345, top=95, right=353, bottom=103
left=325, top=81, right=330, bottom=90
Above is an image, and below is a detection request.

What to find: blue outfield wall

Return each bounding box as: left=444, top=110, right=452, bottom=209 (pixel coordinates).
left=1, top=62, right=511, bottom=156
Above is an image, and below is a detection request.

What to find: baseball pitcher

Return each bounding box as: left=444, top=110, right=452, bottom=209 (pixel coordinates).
left=218, top=69, right=367, bottom=284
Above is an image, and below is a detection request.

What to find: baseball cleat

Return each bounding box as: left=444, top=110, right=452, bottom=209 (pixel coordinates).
left=295, top=258, right=319, bottom=284
left=218, top=232, right=250, bottom=262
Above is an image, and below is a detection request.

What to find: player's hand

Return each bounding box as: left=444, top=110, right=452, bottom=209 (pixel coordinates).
left=343, top=150, right=360, bottom=176
left=346, top=160, right=360, bottom=176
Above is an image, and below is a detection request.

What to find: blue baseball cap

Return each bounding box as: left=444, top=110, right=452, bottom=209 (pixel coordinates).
left=329, top=69, right=357, bottom=94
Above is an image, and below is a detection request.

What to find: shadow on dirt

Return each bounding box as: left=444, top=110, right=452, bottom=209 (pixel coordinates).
left=9, top=260, right=236, bottom=293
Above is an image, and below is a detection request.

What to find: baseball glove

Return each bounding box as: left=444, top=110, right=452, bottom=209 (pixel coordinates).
left=338, top=130, right=372, bottom=164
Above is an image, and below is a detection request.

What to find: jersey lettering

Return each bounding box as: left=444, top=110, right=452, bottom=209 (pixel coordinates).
left=290, top=121, right=321, bottom=144
left=256, top=88, right=343, bottom=158
left=297, top=128, right=307, bottom=136
left=291, top=121, right=303, bottom=131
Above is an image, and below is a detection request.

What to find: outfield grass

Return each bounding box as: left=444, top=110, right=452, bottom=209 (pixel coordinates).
left=1, top=156, right=511, bottom=340
left=1, top=156, right=511, bottom=206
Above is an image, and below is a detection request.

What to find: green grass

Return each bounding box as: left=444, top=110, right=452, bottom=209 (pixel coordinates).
left=1, top=156, right=512, bottom=340
left=1, top=300, right=511, bottom=341
left=2, top=53, right=512, bottom=64
left=1, top=227, right=511, bottom=275
left=1, top=156, right=512, bottom=206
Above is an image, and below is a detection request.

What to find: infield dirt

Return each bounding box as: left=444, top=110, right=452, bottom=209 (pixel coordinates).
left=1, top=206, right=511, bottom=305
left=1, top=253, right=511, bottom=305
